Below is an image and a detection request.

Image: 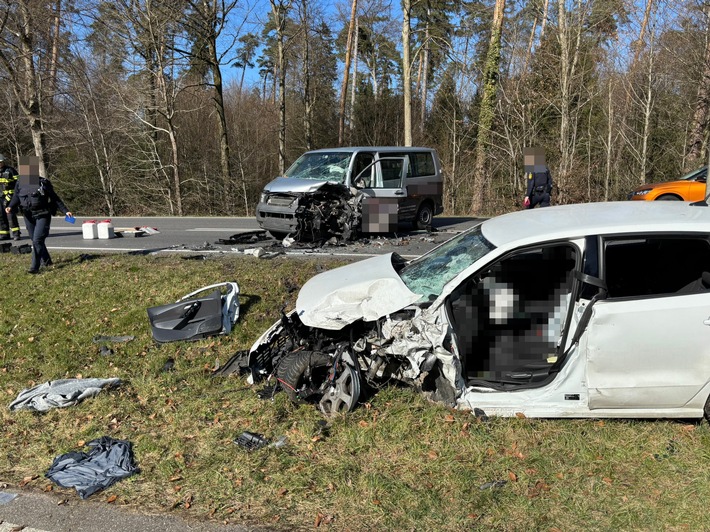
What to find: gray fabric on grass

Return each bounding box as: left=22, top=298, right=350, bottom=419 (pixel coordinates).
left=46, top=436, right=139, bottom=499
left=9, top=378, right=121, bottom=412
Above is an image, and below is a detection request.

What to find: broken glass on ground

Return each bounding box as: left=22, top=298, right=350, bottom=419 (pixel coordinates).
left=45, top=436, right=139, bottom=499
left=147, top=282, right=239, bottom=343
left=9, top=378, right=121, bottom=412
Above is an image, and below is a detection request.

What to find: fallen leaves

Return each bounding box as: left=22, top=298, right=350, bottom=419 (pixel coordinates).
left=19, top=475, right=38, bottom=487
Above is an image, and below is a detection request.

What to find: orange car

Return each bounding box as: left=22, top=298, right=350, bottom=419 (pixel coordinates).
left=628, top=166, right=708, bottom=201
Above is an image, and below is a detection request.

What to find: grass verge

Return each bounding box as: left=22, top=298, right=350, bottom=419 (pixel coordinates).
left=1, top=252, right=710, bottom=530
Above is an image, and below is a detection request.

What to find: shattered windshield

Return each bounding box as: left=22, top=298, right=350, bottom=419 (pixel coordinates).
left=284, top=152, right=353, bottom=183
left=399, top=225, right=495, bottom=301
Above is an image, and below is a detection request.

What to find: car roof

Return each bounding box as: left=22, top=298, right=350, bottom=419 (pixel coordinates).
left=481, top=201, right=710, bottom=249
left=305, top=147, right=436, bottom=153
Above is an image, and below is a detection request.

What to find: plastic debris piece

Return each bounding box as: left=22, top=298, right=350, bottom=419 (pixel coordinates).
left=161, top=358, right=175, bottom=373
left=268, top=436, right=288, bottom=449
left=473, top=408, right=489, bottom=422
left=479, top=480, right=507, bottom=490
left=243, top=247, right=265, bottom=257
left=0, top=492, right=18, bottom=504
left=92, top=335, right=135, bottom=344
left=233, top=431, right=270, bottom=451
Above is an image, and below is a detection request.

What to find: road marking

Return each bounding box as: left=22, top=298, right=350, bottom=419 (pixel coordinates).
left=0, top=523, right=50, bottom=532
left=185, top=228, right=259, bottom=232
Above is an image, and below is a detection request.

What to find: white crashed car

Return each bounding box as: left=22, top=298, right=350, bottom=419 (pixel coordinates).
left=247, top=201, right=710, bottom=418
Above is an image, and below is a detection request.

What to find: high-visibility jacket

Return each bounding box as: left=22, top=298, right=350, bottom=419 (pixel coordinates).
left=0, top=165, right=18, bottom=205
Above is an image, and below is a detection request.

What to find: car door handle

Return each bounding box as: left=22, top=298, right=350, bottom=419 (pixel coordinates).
left=704, top=318, right=710, bottom=326
left=394, top=190, right=405, bottom=196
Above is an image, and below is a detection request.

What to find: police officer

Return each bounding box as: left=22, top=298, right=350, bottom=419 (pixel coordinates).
left=5, top=157, right=72, bottom=274
left=0, top=154, right=20, bottom=240
left=523, top=147, right=553, bottom=209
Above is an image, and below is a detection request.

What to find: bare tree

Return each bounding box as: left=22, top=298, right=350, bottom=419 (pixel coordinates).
left=0, top=0, right=53, bottom=175
left=270, top=0, right=291, bottom=173
left=338, top=0, right=357, bottom=145
left=470, top=0, right=506, bottom=214
left=402, top=0, right=412, bottom=146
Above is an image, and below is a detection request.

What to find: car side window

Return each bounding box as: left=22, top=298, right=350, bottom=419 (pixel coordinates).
left=448, top=244, right=578, bottom=383
left=603, top=236, right=710, bottom=298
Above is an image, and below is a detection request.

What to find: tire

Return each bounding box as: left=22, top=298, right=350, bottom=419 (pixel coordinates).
left=268, top=230, right=290, bottom=240
left=656, top=194, right=681, bottom=201
left=276, top=351, right=332, bottom=403
left=704, top=394, right=710, bottom=423
left=415, top=202, right=434, bottom=230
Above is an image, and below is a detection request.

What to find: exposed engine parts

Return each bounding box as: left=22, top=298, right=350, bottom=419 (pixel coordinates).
left=293, top=184, right=362, bottom=242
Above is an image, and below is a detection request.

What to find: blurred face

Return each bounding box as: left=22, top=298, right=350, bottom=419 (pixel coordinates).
left=18, top=156, right=40, bottom=185
left=523, top=147, right=546, bottom=172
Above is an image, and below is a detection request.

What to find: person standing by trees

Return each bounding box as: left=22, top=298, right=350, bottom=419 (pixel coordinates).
left=5, top=156, right=72, bottom=274
left=0, top=154, right=20, bottom=240
left=523, top=147, right=553, bottom=209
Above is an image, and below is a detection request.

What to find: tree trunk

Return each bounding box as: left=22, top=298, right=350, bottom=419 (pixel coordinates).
left=338, top=0, right=357, bottom=146
left=349, top=16, right=358, bottom=136
left=402, top=0, right=413, bottom=146
left=301, top=1, right=312, bottom=150
left=687, top=8, right=710, bottom=168
left=470, top=0, right=506, bottom=214
left=419, top=3, right=431, bottom=137
left=270, top=0, right=290, bottom=173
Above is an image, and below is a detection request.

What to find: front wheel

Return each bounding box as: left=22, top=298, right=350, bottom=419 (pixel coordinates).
left=655, top=194, right=681, bottom=201
left=415, top=202, right=434, bottom=230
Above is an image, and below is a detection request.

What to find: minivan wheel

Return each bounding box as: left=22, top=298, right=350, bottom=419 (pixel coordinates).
left=415, top=202, right=434, bottom=230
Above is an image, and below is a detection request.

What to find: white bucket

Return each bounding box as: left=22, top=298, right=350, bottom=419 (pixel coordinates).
left=97, top=220, right=115, bottom=239
left=82, top=220, right=98, bottom=240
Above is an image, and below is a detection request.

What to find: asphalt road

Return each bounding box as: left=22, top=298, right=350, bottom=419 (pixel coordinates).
left=9, top=215, right=481, bottom=259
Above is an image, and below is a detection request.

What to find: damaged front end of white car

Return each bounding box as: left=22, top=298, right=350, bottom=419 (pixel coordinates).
left=241, top=242, right=487, bottom=416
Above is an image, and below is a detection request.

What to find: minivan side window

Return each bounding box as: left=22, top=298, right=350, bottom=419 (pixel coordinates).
left=388, top=152, right=435, bottom=178
left=411, top=152, right=435, bottom=177
left=603, top=236, right=710, bottom=298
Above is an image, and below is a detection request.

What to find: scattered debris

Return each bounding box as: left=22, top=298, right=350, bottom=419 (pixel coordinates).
left=161, top=358, right=175, bottom=373
left=479, top=480, right=507, bottom=490
left=147, top=282, right=239, bottom=343
left=11, top=244, right=31, bottom=254
left=99, top=346, right=114, bottom=356
left=45, top=436, right=139, bottom=499
left=9, top=378, right=122, bottom=412
left=654, top=440, right=678, bottom=461
left=233, top=431, right=270, bottom=451
left=92, top=335, right=135, bottom=344
left=0, top=491, right=18, bottom=504
left=217, top=230, right=269, bottom=245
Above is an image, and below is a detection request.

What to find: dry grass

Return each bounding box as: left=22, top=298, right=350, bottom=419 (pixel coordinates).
left=2, top=252, right=710, bottom=530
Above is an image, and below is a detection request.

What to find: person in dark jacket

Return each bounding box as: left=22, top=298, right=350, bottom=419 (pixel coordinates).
left=0, top=154, right=20, bottom=240
left=5, top=157, right=72, bottom=273
left=523, top=147, right=553, bottom=209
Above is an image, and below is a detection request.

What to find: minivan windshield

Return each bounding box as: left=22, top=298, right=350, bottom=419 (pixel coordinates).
left=399, top=225, right=495, bottom=301
left=284, top=152, right=353, bottom=183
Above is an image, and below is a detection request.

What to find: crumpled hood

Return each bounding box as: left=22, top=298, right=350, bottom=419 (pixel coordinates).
left=296, top=253, right=422, bottom=330
left=264, top=177, right=338, bottom=194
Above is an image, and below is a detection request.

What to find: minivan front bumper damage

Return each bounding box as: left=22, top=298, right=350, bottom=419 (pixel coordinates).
left=257, top=183, right=363, bottom=242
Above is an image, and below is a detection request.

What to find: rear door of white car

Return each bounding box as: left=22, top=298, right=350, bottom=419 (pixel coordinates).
left=586, top=234, right=710, bottom=410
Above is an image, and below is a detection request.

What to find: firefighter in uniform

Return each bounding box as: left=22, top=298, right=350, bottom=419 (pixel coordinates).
left=5, top=157, right=72, bottom=273
left=0, top=154, right=20, bottom=240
